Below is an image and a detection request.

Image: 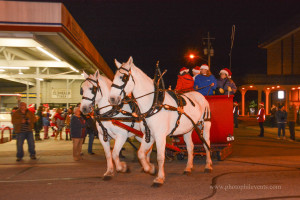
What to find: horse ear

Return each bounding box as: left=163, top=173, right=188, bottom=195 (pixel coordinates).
left=83, top=71, right=89, bottom=79
left=128, top=56, right=133, bottom=65
left=114, top=59, right=122, bottom=69
left=94, top=70, right=99, bottom=79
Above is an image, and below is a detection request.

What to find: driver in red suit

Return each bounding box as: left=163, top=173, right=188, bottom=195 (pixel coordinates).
left=257, top=102, right=265, bottom=137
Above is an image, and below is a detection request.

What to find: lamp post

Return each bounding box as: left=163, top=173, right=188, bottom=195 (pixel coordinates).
left=203, top=32, right=215, bottom=67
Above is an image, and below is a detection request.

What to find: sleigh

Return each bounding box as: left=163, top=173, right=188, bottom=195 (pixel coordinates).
left=167, top=95, right=234, bottom=161
left=111, top=95, right=234, bottom=161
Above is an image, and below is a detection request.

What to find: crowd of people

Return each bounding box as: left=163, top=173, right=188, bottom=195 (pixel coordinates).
left=11, top=102, right=98, bottom=162
left=175, top=64, right=237, bottom=96
left=257, top=102, right=298, bottom=142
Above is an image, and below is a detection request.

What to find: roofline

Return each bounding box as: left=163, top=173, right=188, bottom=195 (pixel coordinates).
left=0, top=1, right=114, bottom=80
left=259, top=26, right=300, bottom=49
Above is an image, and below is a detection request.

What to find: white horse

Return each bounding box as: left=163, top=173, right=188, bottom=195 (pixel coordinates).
left=109, top=57, right=213, bottom=186
left=80, top=70, right=154, bottom=180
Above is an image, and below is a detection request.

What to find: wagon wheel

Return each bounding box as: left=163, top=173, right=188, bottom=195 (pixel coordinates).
left=216, top=151, right=222, bottom=161
left=176, top=153, right=185, bottom=160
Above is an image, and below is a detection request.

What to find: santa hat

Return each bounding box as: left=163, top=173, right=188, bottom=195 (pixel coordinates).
left=179, top=67, right=189, bottom=74
left=200, top=64, right=209, bottom=70
left=192, top=66, right=201, bottom=74
left=259, top=102, right=264, bottom=106
left=220, top=68, right=232, bottom=78
left=43, top=104, right=49, bottom=108
left=29, top=104, right=35, bottom=108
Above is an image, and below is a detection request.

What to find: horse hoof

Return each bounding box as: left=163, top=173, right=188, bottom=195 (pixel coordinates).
left=103, top=176, right=113, bottom=181
left=151, top=182, right=163, bottom=188
left=125, top=167, right=131, bottom=173
left=204, top=168, right=212, bottom=173
left=149, top=167, right=157, bottom=176
left=183, top=171, right=191, bottom=176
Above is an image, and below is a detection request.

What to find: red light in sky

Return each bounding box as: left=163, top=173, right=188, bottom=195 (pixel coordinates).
left=189, top=54, right=195, bottom=59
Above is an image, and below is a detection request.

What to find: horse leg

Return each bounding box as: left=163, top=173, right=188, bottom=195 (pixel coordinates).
left=203, top=121, right=213, bottom=173
left=99, top=136, right=114, bottom=180
left=152, top=135, right=166, bottom=187
left=183, top=131, right=194, bottom=175
left=112, top=134, right=130, bottom=173
left=137, top=136, right=155, bottom=174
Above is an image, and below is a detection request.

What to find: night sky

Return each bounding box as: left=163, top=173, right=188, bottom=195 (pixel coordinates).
left=21, top=0, right=300, bottom=87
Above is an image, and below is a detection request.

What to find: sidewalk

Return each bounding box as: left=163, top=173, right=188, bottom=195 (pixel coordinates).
left=245, top=125, right=300, bottom=141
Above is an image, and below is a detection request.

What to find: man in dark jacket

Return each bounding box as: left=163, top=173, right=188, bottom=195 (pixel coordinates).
left=287, top=104, right=297, bottom=141
left=12, top=102, right=36, bottom=161
left=276, top=105, right=287, bottom=139
left=70, top=107, right=87, bottom=161
left=85, top=112, right=97, bottom=155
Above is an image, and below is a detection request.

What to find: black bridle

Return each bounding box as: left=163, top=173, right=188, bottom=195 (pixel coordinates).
left=80, top=78, right=103, bottom=106
left=111, top=66, right=135, bottom=98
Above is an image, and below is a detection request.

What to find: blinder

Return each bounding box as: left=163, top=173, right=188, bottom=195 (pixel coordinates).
left=80, top=77, right=102, bottom=104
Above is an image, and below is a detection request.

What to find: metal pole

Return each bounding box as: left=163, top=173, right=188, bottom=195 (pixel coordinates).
left=66, top=79, right=69, bottom=108
left=36, top=68, right=40, bottom=108
left=208, top=32, right=211, bottom=67
left=26, top=81, right=29, bottom=105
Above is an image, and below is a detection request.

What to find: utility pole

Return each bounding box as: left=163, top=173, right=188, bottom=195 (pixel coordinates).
left=203, top=32, right=215, bottom=68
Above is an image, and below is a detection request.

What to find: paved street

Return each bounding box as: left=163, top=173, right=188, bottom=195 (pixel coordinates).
left=0, top=123, right=300, bottom=200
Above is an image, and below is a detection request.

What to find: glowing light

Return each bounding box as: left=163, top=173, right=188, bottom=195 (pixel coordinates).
left=278, top=91, right=284, bottom=99
left=276, top=85, right=280, bottom=88
left=249, top=85, right=253, bottom=88
left=69, top=66, right=79, bottom=72
left=242, top=88, right=245, bottom=90
left=298, top=87, right=300, bottom=89
left=189, top=54, right=195, bottom=59
left=0, top=38, right=42, bottom=47
left=18, top=69, right=23, bottom=75
left=292, top=88, right=296, bottom=90
left=267, top=88, right=270, bottom=90
left=0, top=69, right=5, bottom=72
left=37, top=47, right=61, bottom=62
left=272, top=87, right=275, bottom=89
left=35, top=78, right=44, bottom=81
left=0, top=66, right=29, bottom=69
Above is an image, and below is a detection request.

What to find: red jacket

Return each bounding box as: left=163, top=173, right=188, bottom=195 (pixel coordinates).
left=257, top=108, right=265, bottom=122
left=175, top=74, right=194, bottom=91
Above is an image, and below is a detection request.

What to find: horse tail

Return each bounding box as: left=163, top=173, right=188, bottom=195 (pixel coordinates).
left=202, top=100, right=211, bottom=122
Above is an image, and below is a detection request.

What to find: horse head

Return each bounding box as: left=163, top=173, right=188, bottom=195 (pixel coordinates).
left=109, top=56, right=135, bottom=105
left=80, top=70, right=102, bottom=115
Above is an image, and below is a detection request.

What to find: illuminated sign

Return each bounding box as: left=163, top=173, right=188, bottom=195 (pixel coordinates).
left=278, top=91, right=284, bottom=99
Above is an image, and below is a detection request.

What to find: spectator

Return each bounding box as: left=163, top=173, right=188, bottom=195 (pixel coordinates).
left=270, top=104, right=277, bottom=127
left=85, top=111, right=97, bottom=155
left=70, top=107, right=87, bottom=161
left=216, top=68, right=237, bottom=95
left=11, top=106, right=18, bottom=139
left=50, top=108, right=57, bottom=137
left=193, top=64, right=217, bottom=96
left=287, top=103, right=296, bottom=142
left=257, top=102, right=265, bottom=137
left=34, top=105, right=43, bottom=141
left=192, top=66, right=201, bottom=79
left=65, top=108, right=73, bottom=141
left=42, top=107, right=51, bottom=139
left=54, top=108, right=65, bottom=140
left=175, top=67, right=194, bottom=92
left=11, top=102, right=36, bottom=161
left=276, top=105, right=287, bottom=140
left=233, top=101, right=239, bottom=128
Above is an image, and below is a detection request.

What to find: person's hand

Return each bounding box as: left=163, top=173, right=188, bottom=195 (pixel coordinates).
left=211, top=83, right=215, bottom=86
left=228, top=86, right=232, bottom=92
left=195, top=85, right=198, bottom=89
left=219, top=88, right=224, bottom=94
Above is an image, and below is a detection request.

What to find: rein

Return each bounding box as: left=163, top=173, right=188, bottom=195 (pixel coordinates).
left=112, top=62, right=211, bottom=150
